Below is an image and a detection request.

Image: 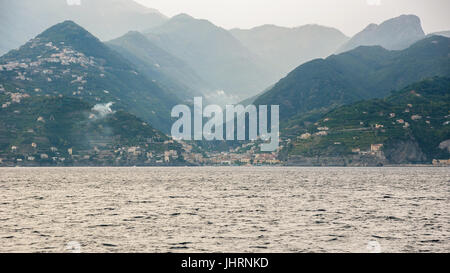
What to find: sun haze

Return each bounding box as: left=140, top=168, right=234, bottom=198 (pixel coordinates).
left=135, top=0, right=450, bottom=35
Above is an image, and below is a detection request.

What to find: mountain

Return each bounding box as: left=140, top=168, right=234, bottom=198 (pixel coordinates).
left=144, top=14, right=278, bottom=102
left=337, top=15, right=425, bottom=53
left=283, top=77, right=450, bottom=166
left=0, top=0, right=167, bottom=55
left=430, top=31, right=450, bottom=38
left=0, top=21, right=180, bottom=132
left=255, top=35, right=450, bottom=124
left=107, top=31, right=209, bottom=101
left=0, top=95, right=185, bottom=166
left=230, top=24, right=349, bottom=79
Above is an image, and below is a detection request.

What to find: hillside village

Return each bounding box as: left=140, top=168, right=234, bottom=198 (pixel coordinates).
left=0, top=38, right=105, bottom=102
left=284, top=78, right=450, bottom=166
left=0, top=136, right=184, bottom=167
left=0, top=19, right=448, bottom=167
left=0, top=137, right=284, bottom=167
left=180, top=140, right=282, bottom=166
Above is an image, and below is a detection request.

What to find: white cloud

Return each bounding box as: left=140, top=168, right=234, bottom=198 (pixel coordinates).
left=92, top=102, right=115, bottom=118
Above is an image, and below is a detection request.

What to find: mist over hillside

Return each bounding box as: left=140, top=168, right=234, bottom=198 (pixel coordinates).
left=231, top=24, right=349, bottom=80
left=0, top=0, right=167, bottom=55
left=255, top=35, right=450, bottom=123
left=0, top=21, right=180, bottom=133
left=144, top=14, right=278, bottom=103
left=107, top=31, right=210, bottom=101
left=0, top=1, right=448, bottom=166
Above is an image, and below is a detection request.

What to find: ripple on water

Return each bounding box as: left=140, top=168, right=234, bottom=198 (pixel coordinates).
left=0, top=167, right=448, bottom=253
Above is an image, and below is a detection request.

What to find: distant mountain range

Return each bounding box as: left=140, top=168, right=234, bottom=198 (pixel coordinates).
left=1, top=4, right=441, bottom=104
left=0, top=6, right=448, bottom=165
left=0, top=0, right=167, bottom=55
left=107, top=31, right=209, bottom=101
left=0, top=21, right=180, bottom=132
left=231, top=24, right=349, bottom=80
left=255, top=36, right=450, bottom=124
left=337, top=15, right=426, bottom=53
left=143, top=14, right=278, bottom=102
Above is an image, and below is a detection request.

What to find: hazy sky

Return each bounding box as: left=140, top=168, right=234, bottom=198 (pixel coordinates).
left=134, top=0, right=450, bottom=36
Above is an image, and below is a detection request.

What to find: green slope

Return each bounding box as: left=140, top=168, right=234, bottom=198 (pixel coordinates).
left=0, top=21, right=180, bottom=132
left=0, top=95, right=184, bottom=166
left=285, top=77, right=450, bottom=164
left=255, top=36, right=450, bottom=124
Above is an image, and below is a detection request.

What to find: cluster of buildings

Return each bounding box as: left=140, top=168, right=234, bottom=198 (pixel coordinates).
left=1, top=92, right=31, bottom=108
left=0, top=143, right=182, bottom=166
left=0, top=144, right=68, bottom=166
left=351, top=144, right=384, bottom=157
left=183, top=151, right=281, bottom=166
left=0, top=38, right=113, bottom=105
left=0, top=39, right=96, bottom=87
left=0, top=62, right=29, bottom=71
left=432, top=159, right=450, bottom=166
left=1, top=39, right=95, bottom=70
left=178, top=140, right=282, bottom=166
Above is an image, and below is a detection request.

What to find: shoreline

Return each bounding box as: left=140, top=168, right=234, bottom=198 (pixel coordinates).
left=0, top=164, right=447, bottom=168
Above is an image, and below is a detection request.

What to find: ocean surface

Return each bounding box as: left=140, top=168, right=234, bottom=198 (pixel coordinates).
left=0, top=167, right=448, bottom=253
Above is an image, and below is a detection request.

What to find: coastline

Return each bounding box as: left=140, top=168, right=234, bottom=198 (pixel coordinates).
left=0, top=164, right=447, bottom=168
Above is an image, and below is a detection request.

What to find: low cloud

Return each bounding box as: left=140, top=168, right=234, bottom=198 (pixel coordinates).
left=92, top=102, right=115, bottom=118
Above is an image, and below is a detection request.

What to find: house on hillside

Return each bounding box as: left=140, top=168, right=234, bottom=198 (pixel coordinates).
left=371, top=144, right=384, bottom=152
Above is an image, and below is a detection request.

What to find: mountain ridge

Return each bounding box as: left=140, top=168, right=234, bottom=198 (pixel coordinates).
left=337, top=14, right=426, bottom=53
left=0, top=0, right=168, bottom=56
left=283, top=77, right=450, bottom=165
left=144, top=13, right=278, bottom=102
left=0, top=20, right=180, bottom=132
left=107, top=30, right=210, bottom=101
left=230, top=24, right=349, bottom=79
left=254, top=35, right=450, bottom=125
